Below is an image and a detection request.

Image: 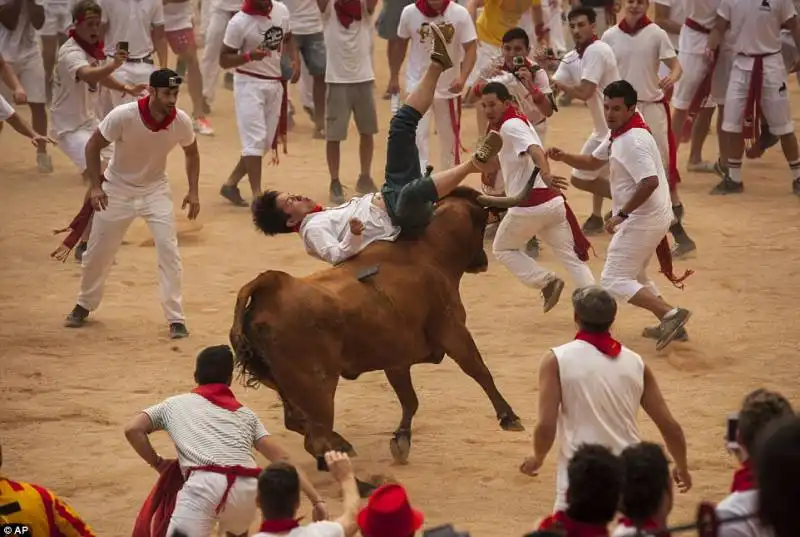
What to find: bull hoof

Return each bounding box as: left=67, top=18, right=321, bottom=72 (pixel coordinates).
left=499, top=414, right=525, bottom=432
left=389, top=433, right=411, bottom=465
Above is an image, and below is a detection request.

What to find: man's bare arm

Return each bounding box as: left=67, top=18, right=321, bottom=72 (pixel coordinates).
left=27, top=0, right=44, bottom=29
left=183, top=140, right=200, bottom=194
left=619, top=176, right=658, bottom=214
left=532, top=351, right=561, bottom=462
left=254, top=436, right=325, bottom=505
left=152, top=24, right=169, bottom=68
left=5, top=112, right=38, bottom=138
left=654, top=3, right=682, bottom=35
left=661, top=56, right=682, bottom=84
left=706, top=15, right=730, bottom=53
left=85, top=129, right=112, bottom=189
left=124, top=412, right=163, bottom=468
left=558, top=151, right=606, bottom=171
left=641, top=364, right=689, bottom=473
left=555, top=78, right=598, bottom=102
left=0, top=56, right=24, bottom=93
left=0, top=0, right=24, bottom=30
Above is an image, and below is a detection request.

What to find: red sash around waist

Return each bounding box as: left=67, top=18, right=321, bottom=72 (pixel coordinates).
left=518, top=188, right=592, bottom=262
left=684, top=17, right=710, bottom=34
left=234, top=69, right=288, bottom=160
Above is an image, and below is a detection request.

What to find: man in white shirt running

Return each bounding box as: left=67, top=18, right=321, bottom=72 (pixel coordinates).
left=707, top=0, right=800, bottom=195
left=0, top=0, right=54, bottom=173
left=125, top=344, right=330, bottom=537
left=519, top=285, right=691, bottom=511
left=320, top=0, right=380, bottom=204
left=548, top=80, right=693, bottom=349
left=62, top=69, right=200, bottom=339
left=480, top=81, right=595, bottom=313
left=397, top=0, right=478, bottom=174
left=252, top=452, right=360, bottom=537
left=201, top=0, right=240, bottom=109
left=250, top=27, right=503, bottom=266
left=39, top=0, right=73, bottom=103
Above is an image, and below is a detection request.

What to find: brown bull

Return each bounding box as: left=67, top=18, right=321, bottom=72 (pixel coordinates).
left=230, top=179, right=539, bottom=475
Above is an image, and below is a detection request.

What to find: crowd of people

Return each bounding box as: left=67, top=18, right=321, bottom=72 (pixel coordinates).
left=2, top=0, right=800, bottom=534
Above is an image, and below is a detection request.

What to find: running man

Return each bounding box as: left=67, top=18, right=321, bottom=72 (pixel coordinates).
left=250, top=25, right=503, bottom=265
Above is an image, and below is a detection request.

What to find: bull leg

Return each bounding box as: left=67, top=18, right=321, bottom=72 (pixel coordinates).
left=283, top=397, right=357, bottom=456
left=440, top=324, right=524, bottom=432
left=385, top=367, right=419, bottom=464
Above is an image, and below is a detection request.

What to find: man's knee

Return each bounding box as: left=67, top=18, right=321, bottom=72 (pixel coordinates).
left=390, top=105, right=423, bottom=134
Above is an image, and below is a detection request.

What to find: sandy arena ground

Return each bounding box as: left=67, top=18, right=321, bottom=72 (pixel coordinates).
left=2, top=23, right=800, bottom=537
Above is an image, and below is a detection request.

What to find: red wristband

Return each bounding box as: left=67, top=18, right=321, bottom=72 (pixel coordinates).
left=243, top=52, right=252, bottom=63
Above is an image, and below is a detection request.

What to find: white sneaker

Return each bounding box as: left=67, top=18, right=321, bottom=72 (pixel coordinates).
left=37, top=152, right=53, bottom=173
left=193, top=117, right=214, bottom=136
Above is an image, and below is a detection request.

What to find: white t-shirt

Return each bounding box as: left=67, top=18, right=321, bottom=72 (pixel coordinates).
left=718, top=0, right=796, bottom=57
left=0, top=0, right=43, bottom=62
left=224, top=7, right=291, bottom=79
left=282, top=0, right=323, bottom=34
left=163, top=1, right=194, bottom=32
left=216, top=0, right=245, bottom=12
left=99, top=101, right=195, bottom=195
left=322, top=0, right=374, bottom=83
left=680, top=0, right=736, bottom=53
left=252, top=521, right=345, bottom=537
left=100, top=0, right=165, bottom=59
left=50, top=39, right=101, bottom=137
left=397, top=2, right=477, bottom=99
left=655, top=0, right=684, bottom=49
left=602, top=23, right=675, bottom=103
left=553, top=40, right=619, bottom=137
left=144, top=392, right=269, bottom=470
left=593, top=127, right=673, bottom=229
left=497, top=117, right=549, bottom=217
left=0, top=93, right=14, bottom=121
left=716, top=490, right=771, bottom=537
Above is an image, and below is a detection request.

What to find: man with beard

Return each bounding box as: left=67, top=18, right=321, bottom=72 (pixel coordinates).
left=62, top=69, right=200, bottom=339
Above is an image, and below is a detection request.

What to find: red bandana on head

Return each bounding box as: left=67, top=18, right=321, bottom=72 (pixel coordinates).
left=191, top=383, right=243, bottom=411
left=538, top=511, right=609, bottom=537
left=242, top=0, right=273, bottom=17
left=576, top=35, right=598, bottom=58
left=334, top=0, right=362, bottom=28
left=292, top=205, right=324, bottom=233
left=618, top=14, right=652, bottom=35
left=575, top=331, right=622, bottom=358
left=259, top=519, right=301, bottom=533
left=137, top=96, right=177, bottom=132
left=415, top=0, right=450, bottom=17
left=730, top=460, right=755, bottom=493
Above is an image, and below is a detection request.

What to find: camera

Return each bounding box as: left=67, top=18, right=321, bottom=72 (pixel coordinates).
left=423, top=524, right=470, bottom=537
left=726, top=413, right=739, bottom=449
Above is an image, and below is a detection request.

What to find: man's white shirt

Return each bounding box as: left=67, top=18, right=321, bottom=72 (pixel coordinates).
left=99, top=101, right=195, bottom=196
left=602, top=24, right=676, bottom=102
left=397, top=2, right=477, bottom=99
left=322, top=0, right=374, bottom=84
left=716, top=490, right=773, bottom=537
left=0, top=0, right=44, bottom=62
left=282, top=0, right=323, bottom=34
left=50, top=38, right=101, bottom=137
left=163, top=1, right=194, bottom=32
left=497, top=117, right=549, bottom=216
left=99, top=0, right=165, bottom=59
left=718, top=0, right=796, bottom=57
left=224, top=6, right=292, bottom=79
left=655, top=0, right=685, bottom=49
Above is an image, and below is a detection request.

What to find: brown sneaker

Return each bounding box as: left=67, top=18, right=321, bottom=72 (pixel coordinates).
left=541, top=277, right=565, bottom=313
left=472, top=130, right=503, bottom=169
left=428, top=23, right=453, bottom=70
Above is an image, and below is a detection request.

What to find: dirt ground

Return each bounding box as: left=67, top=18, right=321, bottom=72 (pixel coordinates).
left=2, top=23, right=800, bottom=537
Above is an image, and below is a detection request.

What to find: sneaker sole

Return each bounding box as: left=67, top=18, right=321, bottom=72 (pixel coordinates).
left=428, top=24, right=453, bottom=70
left=656, top=310, right=692, bottom=351
left=543, top=279, right=565, bottom=313
left=474, top=131, right=503, bottom=164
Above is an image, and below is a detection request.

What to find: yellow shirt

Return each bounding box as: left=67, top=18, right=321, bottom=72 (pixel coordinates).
left=476, top=0, right=541, bottom=46
left=0, top=477, right=96, bottom=537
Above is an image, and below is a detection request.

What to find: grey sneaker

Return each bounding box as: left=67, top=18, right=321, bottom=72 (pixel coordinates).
left=671, top=239, right=696, bottom=259
left=37, top=152, right=53, bottom=173
left=220, top=184, right=248, bottom=207
left=642, top=325, right=689, bottom=342
left=329, top=180, right=346, bottom=204
left=525, top=237, right=540, bottom=259
left=710, top=176, right=743, bottom=195
left=428, top=23, right=453, bottom=70
left=169, top=322, right=189, bottom=339
left=65, top=304, right=89, bottom=328
left=542, top=277, right=565, bottom=313
left=582, top=215, right=604, bottom=235
left=656, top=308, right=692, bottom=351
left=472, top=131, right=503, bottom=168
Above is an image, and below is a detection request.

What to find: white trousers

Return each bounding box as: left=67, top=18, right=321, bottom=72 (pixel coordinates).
left=492, top=199, right=596, bottom=290
left=672, top=46, right=732, bottom=110
left=722, top=55, right=794, bottom=136
left=599, top=220, right=669, bottom=303
left=77, top=182, right=185, bottom=324
left=201, top=7, right=235, bottom=105
left=199, top=0, right=213, bottom=45
left=417, top=96, right=462, bottom=172
left=234, top=75, right=284, bottom=156
left=56, top=127, right=94, bottom=172
left=637, top=101, right=669, bottom=169
left=167, top=471, right=258, bottom=537
left=299, top=61, right=314, bottom=110
left=554, top=457, right=569, bottom=512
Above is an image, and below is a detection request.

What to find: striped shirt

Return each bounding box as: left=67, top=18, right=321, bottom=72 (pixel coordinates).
left=0, top=477, right=95, bottom=537
left=143, top=393, right=269, bottom=469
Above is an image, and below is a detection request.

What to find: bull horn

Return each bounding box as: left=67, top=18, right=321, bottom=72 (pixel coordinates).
left=476, top=168, right=540, bottom=209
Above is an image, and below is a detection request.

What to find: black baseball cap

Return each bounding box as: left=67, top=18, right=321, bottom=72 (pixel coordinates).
left=150, top=68, right=183, bottom=88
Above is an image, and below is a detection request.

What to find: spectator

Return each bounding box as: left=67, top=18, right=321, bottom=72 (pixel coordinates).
left=125, top=344, right=328, bottom=536
left=613, top=442, right=672, bottom=536
left=40, top=0, right=72, bottom=103
left=0, top=438, right=97, bottom=536
left=252, top=452, right=361, bottom=537
left=716, top=389, right=794, bottom=537
left=376, top=0, right=414, bottom=104
left=756, top=415, right=800, bottom=537
left=520, top=285, right=691, bottom=511
left=357, top=483, right=424, bottom=537
left=537, top=443, right=622, bottom=537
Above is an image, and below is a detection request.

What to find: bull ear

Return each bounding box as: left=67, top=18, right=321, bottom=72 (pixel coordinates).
left=476, top=167, right=540, bottom=209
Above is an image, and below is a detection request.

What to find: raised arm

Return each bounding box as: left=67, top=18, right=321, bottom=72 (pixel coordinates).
left=654, top=1, right=682, bottom=36
left=254, top=436, right=325, bottom=507
left=124, top=412, right=169, bottom=471
left=0, top=0, right=24, bottom=31
left=521, top=351, right=561, bottom=476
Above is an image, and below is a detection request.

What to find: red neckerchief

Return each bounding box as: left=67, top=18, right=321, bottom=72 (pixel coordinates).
left=576, top=35, right=598, bottom=58
left=137, top=96, right=177, bottom=132
left=609, top=112, right=694, bottom=289
left=415, top=0, right=450, bottom=17
left=334, top=0, right=362, bottom=28
left=292, top=205, right=324, bottom=233
left=618, top=518, right=669, bottom=536
left=242, top=0, right=273, bottom=17
left=488, top=102, right=530, bottom=133
left=618, top=14, right=652, bottom=35
left=68, top=29, right=105, bottom=61
left=191, top=383, right=243, bottom=411
left=575, top=330, right=622, bottom=358
left=259, top=519, right=301, bottom=533
left=538, top=511, right=609, bottom=537
left=730, top=460, right=755, bottom=493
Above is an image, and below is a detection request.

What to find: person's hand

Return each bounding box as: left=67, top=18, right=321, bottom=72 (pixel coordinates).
left=658, top=74, right=676, bottom=91
left=516, top=66, right=533, bottom=85
left=546, top=147, right=565, bottom=161
left=112, top=47, right=129, bottom=67
left=89, top=185, right=108, bottom=211
left=250, top=47, right=269, bottom=61
left=324, top=451, right=355, bottom=483
left=311, top=501, right=329, bottom=521
left=182, top=191, right=200, bottom=220
left=349, top=218, right=365, bottom=236
left=30, top=133, right=56, bottom=148
left=520, top=452, right=544, bottom=476
left=289, top=60, right=301, bottom=84
left=672, top=465, right=692, bottom=493
left=125, top=83, right=148, bottom=96
left=155, top=457, right=174, bottom=474
left=605, top=213, right=625, bottom=234
left=12, top=87, right=27, bottom=105
left=386, top=77, right=401, bottom=96
left=544, top=173, right=568, bottom=191
left=704, top=47, right=716, bottom=64
left=448, top=77, right=465, bottom=94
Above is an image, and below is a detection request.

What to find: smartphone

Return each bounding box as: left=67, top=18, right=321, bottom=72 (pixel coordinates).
left=117, top=41, right=129, bottom=52
left=726, top=413, right=739, bottom=449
